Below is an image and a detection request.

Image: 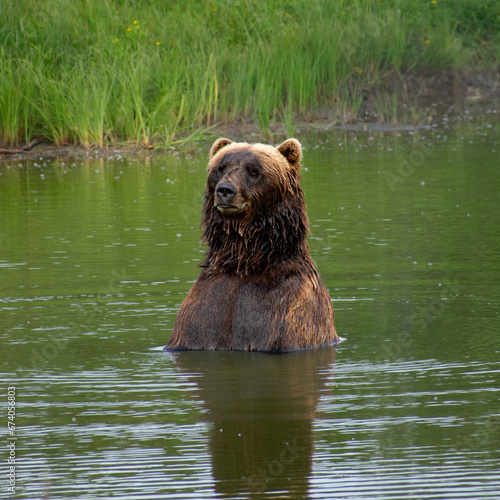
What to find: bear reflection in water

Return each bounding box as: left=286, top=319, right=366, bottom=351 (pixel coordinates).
left=167, top=138, right=339, bottom=353
left=171, top=346, right=337, bottom=496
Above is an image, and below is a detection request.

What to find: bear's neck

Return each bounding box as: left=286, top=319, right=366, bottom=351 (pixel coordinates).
left=201, top=201, right=313, bottom=277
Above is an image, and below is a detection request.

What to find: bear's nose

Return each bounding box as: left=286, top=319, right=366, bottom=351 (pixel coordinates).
left=216, top=182, right=237, bottom=203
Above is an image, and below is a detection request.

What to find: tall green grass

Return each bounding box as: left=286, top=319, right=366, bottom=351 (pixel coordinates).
left=0, top=0, right=499, bottom=148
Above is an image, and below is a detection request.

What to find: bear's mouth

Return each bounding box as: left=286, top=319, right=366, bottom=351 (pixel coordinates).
left=216, top=202, right=249, bottom=215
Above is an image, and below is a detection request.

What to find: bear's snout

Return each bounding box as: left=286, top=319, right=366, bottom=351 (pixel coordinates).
left=214, top=180, right=248, bottom=214
left=215, top=181, right=237, bottom=204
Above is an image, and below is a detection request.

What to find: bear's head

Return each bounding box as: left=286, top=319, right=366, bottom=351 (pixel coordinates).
left=201, top=138, right=310, bottom=276
left=206, top=138, right=303, bottom=219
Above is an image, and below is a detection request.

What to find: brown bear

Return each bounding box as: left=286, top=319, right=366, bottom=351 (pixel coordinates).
left=166, top=138, right=339, bottom=353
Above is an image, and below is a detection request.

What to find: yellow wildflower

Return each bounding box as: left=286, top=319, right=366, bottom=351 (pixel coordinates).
left=127, top=27, right=132, bottom=32
left=133, top=20, right=138, bottom=24
left=156, top=41, right=161, bottom=46
left=425, top=40, right=431, bottom=44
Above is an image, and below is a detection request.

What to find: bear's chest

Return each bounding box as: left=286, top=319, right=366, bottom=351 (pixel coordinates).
left=183, top=272, right=289, bottom=351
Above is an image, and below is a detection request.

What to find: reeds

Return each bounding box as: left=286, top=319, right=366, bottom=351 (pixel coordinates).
left=0, top=0, right=498, bottom=148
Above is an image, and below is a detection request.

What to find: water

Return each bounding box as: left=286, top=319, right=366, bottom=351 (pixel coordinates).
left=1, top=110, right=500, bottom=499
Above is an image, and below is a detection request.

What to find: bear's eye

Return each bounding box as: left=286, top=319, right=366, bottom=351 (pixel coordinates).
left=247, top=165, right=260, bottom=178
left=217, top=163, right=226, bottom=174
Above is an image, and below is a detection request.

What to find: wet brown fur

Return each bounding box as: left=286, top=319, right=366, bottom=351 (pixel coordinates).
left=166, top=138, right=339, bottom=353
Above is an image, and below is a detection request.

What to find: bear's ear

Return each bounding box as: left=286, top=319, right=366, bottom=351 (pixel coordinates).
left=210, top=138, right=233, bottom=158
left=277, top=139, right=302, bottom=168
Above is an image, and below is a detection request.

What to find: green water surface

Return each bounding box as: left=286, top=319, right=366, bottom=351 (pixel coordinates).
left=1, top=113, right=499, bottom=499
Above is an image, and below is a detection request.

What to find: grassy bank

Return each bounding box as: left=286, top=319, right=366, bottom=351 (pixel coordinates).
left=1, top=0, right=499, bottom=149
